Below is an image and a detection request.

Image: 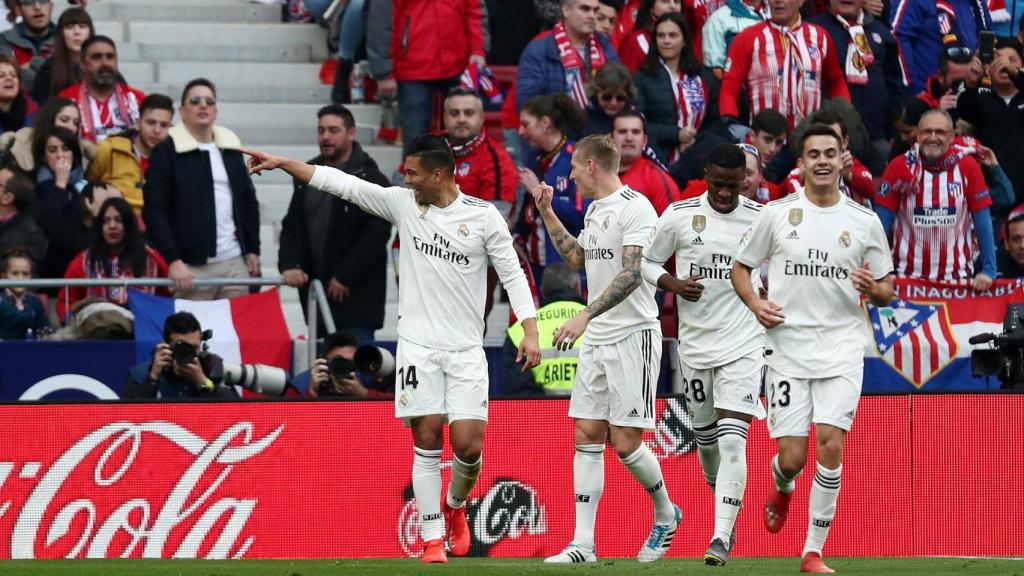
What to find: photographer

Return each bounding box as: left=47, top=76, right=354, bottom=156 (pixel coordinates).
left=958, top=39, right=1024, bottom=207
left=123, top=311, right=239, bottom=400
left=301, top=331, right=393, bottom=398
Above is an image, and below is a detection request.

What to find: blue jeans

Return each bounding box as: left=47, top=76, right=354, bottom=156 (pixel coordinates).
left=398, top=76, right=460, bottom=155
left=304, top=0, right=364, bottom=58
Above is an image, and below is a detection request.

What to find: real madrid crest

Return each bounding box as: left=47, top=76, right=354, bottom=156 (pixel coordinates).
left=458, top=223, right=470, bottom=237
left=788, top=208, right=803, bottom=227
left=692, top=215, right=706, bottom=233
left=602, top=215, right=612, bottom=230
left=839, top=230, right=851, bottom=248
left=399, top=393, right=409, bottom=407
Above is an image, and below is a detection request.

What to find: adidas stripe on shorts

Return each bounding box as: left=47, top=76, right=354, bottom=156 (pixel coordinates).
left=676, top=351, right=766, bottom=428
left=569, top=328, right=661, bottom=429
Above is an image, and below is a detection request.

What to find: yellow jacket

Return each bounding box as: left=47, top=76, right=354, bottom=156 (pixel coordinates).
left=87, top=133, right=143, bottom=215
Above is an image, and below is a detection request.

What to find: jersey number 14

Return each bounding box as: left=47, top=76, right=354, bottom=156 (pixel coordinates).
left=399, top=365, right=419, bottom=390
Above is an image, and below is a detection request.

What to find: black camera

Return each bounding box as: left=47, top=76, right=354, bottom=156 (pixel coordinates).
left=319, top=345, right=396, bottom=396
left=165, top=330, right=288, bottom=396
left=970, top=304, right=1024, bottom=389
left=171, top=340, right=199, bottom=365
left=329, top=356, right=356, bottom=378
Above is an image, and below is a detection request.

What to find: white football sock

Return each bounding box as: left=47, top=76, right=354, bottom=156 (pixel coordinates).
left=713, top=418, right=749, bottom=543
left=446, top=455, right=482, bottom=509
left=694, top=423, right=720, bottom=490
left=572, top=444, right=605, bottom=550
left=771, top=453, right=801, bottom=495
left=803, top=462, right=842, bottom=557
left=620, top=443, right=675, bottom=525
left=412, top=447, right=444, bottom=543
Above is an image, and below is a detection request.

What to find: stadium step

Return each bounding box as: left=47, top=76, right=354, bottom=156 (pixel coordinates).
left=87, top=1, right=281, bottom=24
left=133, top=83, right=333, bottom=104
left=118, top=43, right=314, bottom=64
left=118, top=62, right=325, bottom=87
left=117, top=22, right=328, bottom=55
left=85, top=0, right=404, bottom=338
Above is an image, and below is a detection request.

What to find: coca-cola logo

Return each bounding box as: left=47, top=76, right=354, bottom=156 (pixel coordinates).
left=397, top=478, right=546, bottom=557
left=3, top=421, right=283, bottom=559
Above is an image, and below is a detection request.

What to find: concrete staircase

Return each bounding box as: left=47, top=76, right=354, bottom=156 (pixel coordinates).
left=79, top=0, right=510, bottom=345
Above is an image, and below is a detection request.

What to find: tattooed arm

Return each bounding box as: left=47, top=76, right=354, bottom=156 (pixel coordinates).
left=551, top=245, right=644, bottom=350
left=532, top=182, right=586, bottom=270
left=585, top=245, right=643, bottom=318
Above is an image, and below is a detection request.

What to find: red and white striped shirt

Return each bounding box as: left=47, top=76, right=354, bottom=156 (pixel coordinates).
left=719, top=20, right=850, bottom=126
left=877, top=151, right=992, bottom=281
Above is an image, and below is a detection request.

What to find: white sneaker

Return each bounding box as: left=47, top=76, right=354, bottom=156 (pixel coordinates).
left=544, top=543, right=597, bottom=564
left=637, top=504, right=681, bottom=563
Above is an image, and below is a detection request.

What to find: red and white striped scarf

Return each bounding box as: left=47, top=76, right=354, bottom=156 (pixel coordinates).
left=835, top=12, right=874, bottom=86
left=770, top=19, right=811, bottom=122
left=553, top=20, right=607, bottom=110
left=77, top=82, right=139, bottom=143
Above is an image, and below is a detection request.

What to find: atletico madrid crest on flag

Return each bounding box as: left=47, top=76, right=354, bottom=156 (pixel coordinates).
left=866, top=299, right=958, bottom=387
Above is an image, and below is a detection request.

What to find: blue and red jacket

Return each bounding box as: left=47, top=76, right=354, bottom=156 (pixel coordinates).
left=515, top=140, right=591, bottom=269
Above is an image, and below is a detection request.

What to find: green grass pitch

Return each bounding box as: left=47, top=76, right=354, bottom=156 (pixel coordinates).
left=1, top=557, right=1021, bottom=575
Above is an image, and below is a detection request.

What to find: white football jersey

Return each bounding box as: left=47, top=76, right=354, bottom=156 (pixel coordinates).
left=578, top=186, right=661, bottom=346
left=310, top=166, right=537, bottom=351
left=643, top=193, right=765, bottom=368
left=735, top=190, right=893, bottom=378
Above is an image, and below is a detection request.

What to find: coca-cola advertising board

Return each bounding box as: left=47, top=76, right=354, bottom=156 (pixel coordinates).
left=0, top=396, right=1020, bottom=559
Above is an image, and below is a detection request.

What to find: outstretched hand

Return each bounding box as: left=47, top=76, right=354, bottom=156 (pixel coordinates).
left=242, top=148, right=284, bottom=176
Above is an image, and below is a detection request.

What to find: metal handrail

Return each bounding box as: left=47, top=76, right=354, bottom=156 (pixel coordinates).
left=0, top=276, right=336, bottom=375
left=0, top=278, right=284, bottom=288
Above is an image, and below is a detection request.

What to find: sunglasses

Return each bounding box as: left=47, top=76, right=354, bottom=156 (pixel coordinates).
left=188, top=96, right=216, bottom=106
left=599, top=93, right=628, bottom=103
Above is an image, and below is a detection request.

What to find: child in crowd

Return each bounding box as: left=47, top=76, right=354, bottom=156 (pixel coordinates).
left=0, top=248, right=49, bottom=339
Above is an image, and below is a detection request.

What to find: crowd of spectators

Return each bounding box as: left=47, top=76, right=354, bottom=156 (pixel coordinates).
left=5, top=0, right=1024, bottom=396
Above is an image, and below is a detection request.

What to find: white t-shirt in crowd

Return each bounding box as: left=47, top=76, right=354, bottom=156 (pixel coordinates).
left=199, top=142, right=242, bottom=263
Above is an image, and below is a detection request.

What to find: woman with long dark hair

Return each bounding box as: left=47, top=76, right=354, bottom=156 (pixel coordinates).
left=57, top=196, right=168, bottom=321
left=634, top=12, right=721, bottom=163
left=516, top=93, right=587, bottom=281
left=618, top=0, right=682, bottom=73
left=0, top=96, right=95, bottom=173
left=32, top=126, right=97, bottom=287
left=32, top=8, right=93, bottom=105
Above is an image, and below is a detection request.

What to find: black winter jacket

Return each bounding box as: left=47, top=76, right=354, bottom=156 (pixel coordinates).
left=277, top=143, right=392, bottom=329
left=142, top=124, right=260, bottom=266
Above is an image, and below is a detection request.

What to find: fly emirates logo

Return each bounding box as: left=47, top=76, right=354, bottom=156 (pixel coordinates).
left=413, top=233, right=471, bottom=266
left=785, top=249, right=850, bottom=279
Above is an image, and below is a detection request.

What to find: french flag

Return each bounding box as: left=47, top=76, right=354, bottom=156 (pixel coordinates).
left=128, top=289, right=292, bottom=373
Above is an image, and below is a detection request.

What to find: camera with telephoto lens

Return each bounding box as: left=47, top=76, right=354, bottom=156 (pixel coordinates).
left=970, top=304, right=1024, bottom=389
left=321, top=345, right=396, bottom=395
left=167, top=330, right=288, bottom=396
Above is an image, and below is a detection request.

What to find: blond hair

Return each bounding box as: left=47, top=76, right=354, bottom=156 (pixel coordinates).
left=575, top=134, right=621, bottom=174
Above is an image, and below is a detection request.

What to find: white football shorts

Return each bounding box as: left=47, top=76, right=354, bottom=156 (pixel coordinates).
left=764, top=366, right=862, bottom=438
left=570, top=328, right=662, bottom=429
left=394, top=338, right=489, bottom=423
left=677, top=351, right=766, bottom=428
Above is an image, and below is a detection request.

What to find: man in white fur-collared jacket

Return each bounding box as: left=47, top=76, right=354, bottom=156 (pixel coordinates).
left=142, top=78, right=261, bottom=301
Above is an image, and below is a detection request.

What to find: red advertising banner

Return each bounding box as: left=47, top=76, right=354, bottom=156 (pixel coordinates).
left=0, top=396, right=1019, bottom=559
